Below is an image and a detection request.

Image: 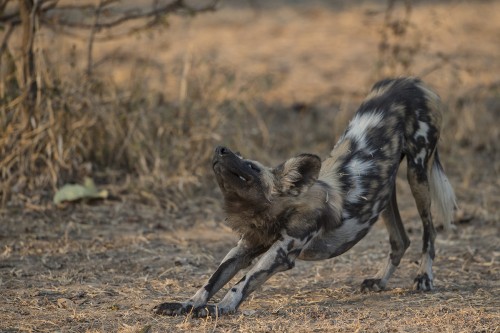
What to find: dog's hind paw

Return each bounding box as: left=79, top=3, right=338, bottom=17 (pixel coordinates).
left=360, top=278, right=385, bottom=292
left=413, top=273, right=434, bottom=291
left=153, top=302, right=192, bottom=316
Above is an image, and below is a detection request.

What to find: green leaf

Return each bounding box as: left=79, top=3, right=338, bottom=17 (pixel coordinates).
left=53, top=177, right=108, bottom=204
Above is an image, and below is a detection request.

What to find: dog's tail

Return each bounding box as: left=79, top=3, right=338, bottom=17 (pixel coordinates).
left=430, top=150, right=457, bottom=231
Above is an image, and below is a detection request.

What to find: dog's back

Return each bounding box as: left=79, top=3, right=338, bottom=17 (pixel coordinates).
left=320, top=77, right=442, bottom=225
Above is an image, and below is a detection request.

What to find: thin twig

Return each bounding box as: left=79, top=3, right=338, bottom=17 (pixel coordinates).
left=86, top=0, right=103, bottom=77
left=5, top=0, right=219, bottom=41
left=0, top=22, right=14, bottom=56
left=0, top=0, right=57, bottom=26
left=42, top=0, right=220, bottom=30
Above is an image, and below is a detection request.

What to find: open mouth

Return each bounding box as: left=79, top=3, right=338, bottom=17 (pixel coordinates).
left=213, top=160, right=248, bottom=182
left=231, top=171, right=248, bottom=182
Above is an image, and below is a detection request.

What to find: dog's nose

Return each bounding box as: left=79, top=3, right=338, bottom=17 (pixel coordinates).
left=215, top=146, right=230, bottom=156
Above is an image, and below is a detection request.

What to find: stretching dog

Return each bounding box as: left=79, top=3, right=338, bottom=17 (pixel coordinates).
left=154, top=77, right=456, bottom=317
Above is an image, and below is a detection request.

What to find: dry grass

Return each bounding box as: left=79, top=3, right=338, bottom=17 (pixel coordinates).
left=1, top=203, right=498, bottom=332
left=1, top=0, right=499, bottom=332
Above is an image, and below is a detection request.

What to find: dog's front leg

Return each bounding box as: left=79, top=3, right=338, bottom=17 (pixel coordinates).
left=154, top=238, right=266, bottom=316
left=193, top=233, right=305, bottom=317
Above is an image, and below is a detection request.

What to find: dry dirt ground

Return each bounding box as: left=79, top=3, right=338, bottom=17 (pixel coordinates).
left=1, top=1, right=500, bottom=332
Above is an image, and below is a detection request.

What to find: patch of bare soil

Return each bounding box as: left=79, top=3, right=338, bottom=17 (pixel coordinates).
left=1, top=196, right=498, bottom=332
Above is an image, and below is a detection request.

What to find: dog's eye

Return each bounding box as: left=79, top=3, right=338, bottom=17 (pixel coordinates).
left=247, top=163, right=260, bottom=173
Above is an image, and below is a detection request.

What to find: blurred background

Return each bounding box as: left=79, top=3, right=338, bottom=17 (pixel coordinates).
left=1, top=0, right=499, bottom=218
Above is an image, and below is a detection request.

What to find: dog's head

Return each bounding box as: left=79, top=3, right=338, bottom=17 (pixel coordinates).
left=212, top=146, right=322, bottom=216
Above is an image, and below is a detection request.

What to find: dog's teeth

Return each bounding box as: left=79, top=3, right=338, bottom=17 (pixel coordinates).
left=239, top=176, right=246, bottom=181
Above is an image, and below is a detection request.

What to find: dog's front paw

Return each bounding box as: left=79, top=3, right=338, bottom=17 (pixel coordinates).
left=413, top=273, right=433, bottom=291
left=361, top=278, right=385, bottom=292
left=153, top=302, right=193, bottom=316
left=193, top=304, right=233, bottom=318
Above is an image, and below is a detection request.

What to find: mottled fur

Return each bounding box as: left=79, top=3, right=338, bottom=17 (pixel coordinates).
left=154, top=77, right=457, bottom=317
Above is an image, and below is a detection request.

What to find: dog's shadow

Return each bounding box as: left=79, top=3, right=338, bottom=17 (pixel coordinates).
left=287, top=282, right=475, bottom=311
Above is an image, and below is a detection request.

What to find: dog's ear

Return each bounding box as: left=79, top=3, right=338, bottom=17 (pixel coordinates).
left=274, top=154, right=321, bottom=196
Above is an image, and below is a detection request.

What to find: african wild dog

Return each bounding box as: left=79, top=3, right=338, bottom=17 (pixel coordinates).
left=154, top=77, right=457, bottom=317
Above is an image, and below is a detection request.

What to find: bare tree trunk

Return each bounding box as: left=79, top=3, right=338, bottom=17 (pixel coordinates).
left=19, top=0, right=37, bottom=114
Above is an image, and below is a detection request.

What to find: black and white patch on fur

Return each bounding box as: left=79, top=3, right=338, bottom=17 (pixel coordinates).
left=154, top=77, right=457, bottom=317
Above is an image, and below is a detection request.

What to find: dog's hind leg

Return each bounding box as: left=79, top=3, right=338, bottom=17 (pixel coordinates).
left=361, top=183, right=410, bottom=291
left=407, top=155, right=437, bottom=291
